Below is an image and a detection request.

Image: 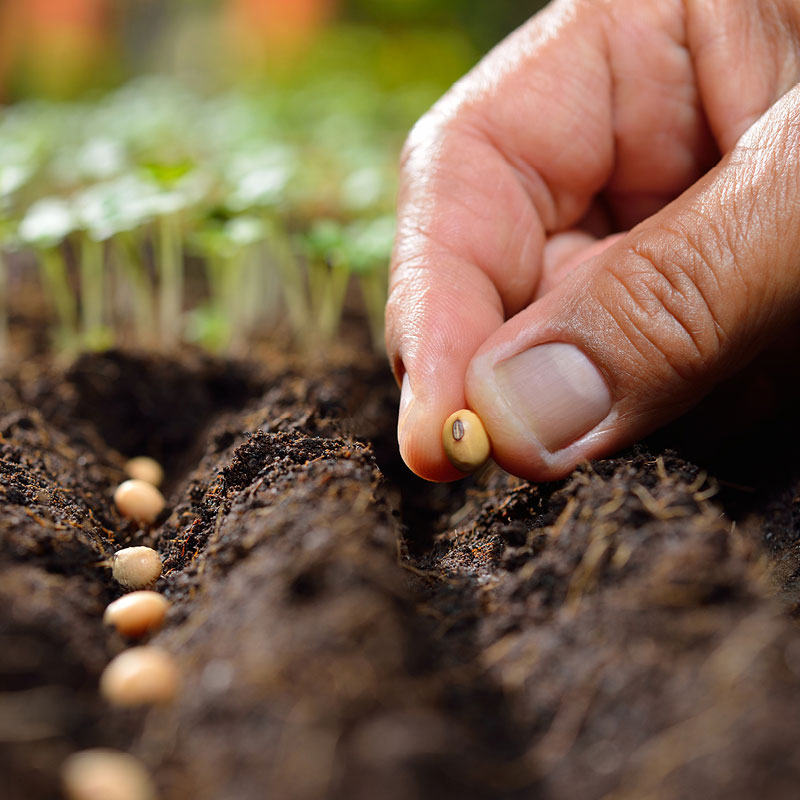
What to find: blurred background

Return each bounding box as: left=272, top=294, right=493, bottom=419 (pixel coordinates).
left=0, top=0, right=549, bottom=357
left=0, top=0, right=546, bottom=101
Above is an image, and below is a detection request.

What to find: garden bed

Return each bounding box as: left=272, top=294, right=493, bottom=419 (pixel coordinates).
left=4, top=333, right=800, bottom=800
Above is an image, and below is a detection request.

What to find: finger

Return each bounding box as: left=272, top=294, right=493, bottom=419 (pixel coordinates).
left=387, top=0, right=800, bottom=482
left=466, top=83, right=800, bottom=481
left=387, top=0, right=621, bottom=481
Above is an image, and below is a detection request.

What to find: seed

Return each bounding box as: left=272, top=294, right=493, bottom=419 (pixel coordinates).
left=124, top=456, right=164, bottom=488
left=61, top=749, right=156, bottom=800
left=114, top=480, right=166, bottom=525
left=104, top=591, right=169, bottom=638
left=100, top=646, right=180, bottom=707
left=111, top=547, right=162, bottom=590
left=442, top=409, right=491, bottom=473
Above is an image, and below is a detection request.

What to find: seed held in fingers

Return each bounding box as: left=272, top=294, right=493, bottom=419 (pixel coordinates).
left=104, top=591, right=169, bottom=638
left=111, top=547, right=162, bottom=590
left=124, top=456, right=164, bottom=488
left=61, top=749, right=156, bottom=800
left=442, top=409, right=491, bottom=473
left=114, top=480, right=165, bottom=525
left=100, top=646, right=180, bottom=707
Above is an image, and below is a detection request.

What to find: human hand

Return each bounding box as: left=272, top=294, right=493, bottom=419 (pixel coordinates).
left=386, top=0, right=800, bottom=482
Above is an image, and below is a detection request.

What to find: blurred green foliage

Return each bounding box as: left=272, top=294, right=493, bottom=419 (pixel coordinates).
left=346, top=0, right=545, bottom=51
left=0, top=1, right=550, bottom=357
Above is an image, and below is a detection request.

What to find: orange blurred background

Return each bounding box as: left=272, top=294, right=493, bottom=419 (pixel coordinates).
left=0, top=0, right=345, bottom=99
left=0, top=0, right=538, bottom=101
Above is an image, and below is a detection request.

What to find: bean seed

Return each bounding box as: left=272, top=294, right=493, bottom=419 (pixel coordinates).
left=114, top=480, right=165, bottom=525
left=111, top=547, right=162, bottom=590
left=61, top=749, right=156, bottom=800
left=124, top=456, right=164, bottom=488
left=100, top=646, right=179, bottom=707
left=442, top=409, right=490, bottom=472
left=104, top=591, right=169, bottom=638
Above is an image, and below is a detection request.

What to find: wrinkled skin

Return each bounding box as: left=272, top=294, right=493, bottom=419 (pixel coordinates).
left=386, top=0, right=800, bottom=481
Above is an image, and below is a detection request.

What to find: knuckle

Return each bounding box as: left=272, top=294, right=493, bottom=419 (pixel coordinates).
left=598, top=228, right=735, bottom=384
left=399, top=95, right=468, bottom=180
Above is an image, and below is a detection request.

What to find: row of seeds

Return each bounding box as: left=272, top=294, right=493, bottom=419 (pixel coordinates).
left=63, top=457, right=175, bottom=800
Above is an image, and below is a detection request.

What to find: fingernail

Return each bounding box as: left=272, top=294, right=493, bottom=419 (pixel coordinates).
left=494, top=342, right=612, bottom=452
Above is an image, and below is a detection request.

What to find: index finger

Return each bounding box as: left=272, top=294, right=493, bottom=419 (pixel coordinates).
left=387, top=0, right=613, bottom=480
left=387, top=0, right=714, bottom=480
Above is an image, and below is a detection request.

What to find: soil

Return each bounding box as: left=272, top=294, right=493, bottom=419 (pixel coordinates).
left=4, top=330, right=800, bottom=799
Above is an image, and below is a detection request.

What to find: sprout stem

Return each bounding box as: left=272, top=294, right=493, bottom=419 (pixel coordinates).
left=265, top=215, right=308, bottom=345
left=80, top=234, right=107, bottom=349
left=239, top=248, right=263, bottom=343
left=40, top=246, right=78, bottom=349
left=207, top=252, right=235, bottom=351
left=112, top=233, right=156, bottom=347
left=358, top=269, right=387, bottom=353
left=317, top=262, right=350, bottom=342
left=157, top=214, right=183, bottom=350
left=0, top=248, right=8, bottom=363
left=259, top=241, right=281, bottom=325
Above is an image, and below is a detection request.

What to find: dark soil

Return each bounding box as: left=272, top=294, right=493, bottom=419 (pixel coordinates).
left=4, top=341, right=800, bottom=800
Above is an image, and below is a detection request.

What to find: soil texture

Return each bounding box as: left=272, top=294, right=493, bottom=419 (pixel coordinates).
left=3, top=345, right=800, bottom=800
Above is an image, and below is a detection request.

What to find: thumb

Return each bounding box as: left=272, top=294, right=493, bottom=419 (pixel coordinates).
left=466, top=84, right=800, bottom=482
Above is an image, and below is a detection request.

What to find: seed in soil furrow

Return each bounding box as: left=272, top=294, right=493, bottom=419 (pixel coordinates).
left=61, top=749, right=156, bottom=800
left=104, top=591, right=169, bottom=638
left=111, top=547, right=163, bottom=590
left=114, top=480, right=166, bottom=525
left=124, top=456, right=164, bottom=488
left=100, top=646, right=180, bottom=707
left=114, top=478, right=166, bottom=525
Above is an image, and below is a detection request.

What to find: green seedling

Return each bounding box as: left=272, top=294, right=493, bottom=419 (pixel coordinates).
left=0, top=65, right=442, bottom=355
left=0, top=162, right=33, bottom=361
left=18, top=197, right=79, bottom=350
left=0, top=246, right=7, bottom=362
left=156, top=211, right=183, bottom=350
left=301, top=218, right=352, bottom=345
left=186, top=217, right=261, bottom=352
left=344, top=214, right=395, bottom=351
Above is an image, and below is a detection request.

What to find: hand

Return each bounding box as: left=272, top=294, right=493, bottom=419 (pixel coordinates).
left=386, top=0, right=800, bottom=482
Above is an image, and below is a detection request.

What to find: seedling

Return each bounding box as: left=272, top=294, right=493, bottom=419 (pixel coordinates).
left=0, top=247, right=7, bottom=362
left=0, top=161, right=32, bottom=362
left=344, top=214, right=394, bottom=351
left=300, top=219, right=352, bottom=344
left=100, top=646, right=180, bottom=707
left=114, top=481, right=166, bottom=526
left=442, top=409, right=491, bottom=473
left=18, top=197, right=79, bottom=349
left=186, top=215, right=274, bottom=352
left=61, top=749, right=156, bottom=800
left=156, top=210, right=184, bottom=350
left=111, top=546, right=163, bottom=590
left=0, top=71, right=446, bottom=355
left=104, top=591, right=169, bottom=638
left=124, top=456, right=164, bottom=488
